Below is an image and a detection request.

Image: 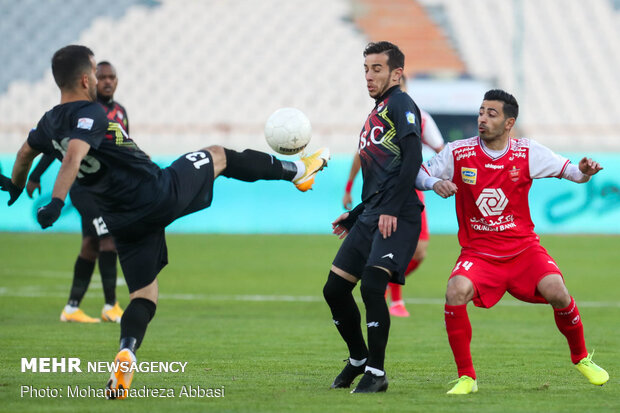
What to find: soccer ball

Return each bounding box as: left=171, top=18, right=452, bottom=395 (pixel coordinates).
left=264, top=108, right=311, bottom=155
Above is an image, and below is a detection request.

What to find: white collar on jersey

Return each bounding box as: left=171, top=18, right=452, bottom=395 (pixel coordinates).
left=479, top=137, right=509, bottom=160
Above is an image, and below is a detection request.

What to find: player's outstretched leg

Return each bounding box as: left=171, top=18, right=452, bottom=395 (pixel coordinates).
left=539, top=274, right=610, bottom=386
left=218, top=147, right=330, bottom=192
left=61, top=256, right=99, bottom=323
left=323, top=271, right=368, bottom=389
left=552, top=296, right=609, bottom=385
left=293, top=148, right=330, bottom=191
left=352, top=267, right=390, bottom=393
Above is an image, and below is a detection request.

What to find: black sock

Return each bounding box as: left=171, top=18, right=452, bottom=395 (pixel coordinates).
left=221, top=148, right=297, bottom=181
left=119, top=298, right=156, bottom=353
left=360, top=266, right=391, bottom=371
left=67, top=256, right=95, bottom=307
left=323, top=271, right=368, bottom=361
left=98, top=251, right=118, bottom=306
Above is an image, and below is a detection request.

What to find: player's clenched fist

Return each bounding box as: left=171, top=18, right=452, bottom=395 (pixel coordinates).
left=37, top=197, right=64, bottom=229
left=433, top=180, right=458, bottom=198
left=0, top=173, right=23, bottom=206
left=578, top=157, right=603, bottom=176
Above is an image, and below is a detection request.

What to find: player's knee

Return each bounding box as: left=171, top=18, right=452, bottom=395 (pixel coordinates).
left=360, top=267, right=390, bottom=304
left=445, top=276, right=473, bottom=305
left=203, top=145, right=226, bottom=176
left=99, top=236, right=116, bottom=252
left=537, top=274, right=570, bottom=307
left=80, top=236, right=99, bottom=261
left=130, top=279, right=159, bottom=304
left=323, top=271, right=355, bottom=303
left=412, top=246, right=427, bottom=262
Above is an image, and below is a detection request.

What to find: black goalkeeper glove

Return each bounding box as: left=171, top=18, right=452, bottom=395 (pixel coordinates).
left=37, top=197, right=64, bottom=229
left=0, top=174, right=23, bottom=206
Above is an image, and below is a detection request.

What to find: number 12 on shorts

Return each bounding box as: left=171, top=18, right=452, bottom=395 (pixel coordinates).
left=452, top=260, right=473, bottom=273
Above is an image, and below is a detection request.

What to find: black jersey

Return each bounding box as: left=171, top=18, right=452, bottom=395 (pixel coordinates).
left=97, top=96, right=129, bottom=133
left=27, top=100, right=161, bottom=229
left=357, top=85, right=422, bottom=219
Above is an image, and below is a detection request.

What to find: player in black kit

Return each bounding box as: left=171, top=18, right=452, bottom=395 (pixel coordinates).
left=0, top=45, right=329, bottom=399
left=26, top=60, right=129, bottom=324
left=323, top=42, right=423, bottom=393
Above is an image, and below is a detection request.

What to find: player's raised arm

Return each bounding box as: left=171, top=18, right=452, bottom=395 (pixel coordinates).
left=528, top=140, right=603, bottom=183
left=37, top=139, right=91, bottom=229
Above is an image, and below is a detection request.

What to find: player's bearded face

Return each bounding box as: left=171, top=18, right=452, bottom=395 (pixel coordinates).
left=96, top=65, right=118, bottom=99
left=478, top=100, right=508, bottom=141
left=364, top=53, right=393, bottom=99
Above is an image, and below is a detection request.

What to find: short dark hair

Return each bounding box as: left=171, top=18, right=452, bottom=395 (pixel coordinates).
left=483, top=89, right=519, bottom=119
left=51, top=45, right=94, bottom=89
left=97, top=60, right=112, bottom=68
left=363, top=41, right=405, bottom=72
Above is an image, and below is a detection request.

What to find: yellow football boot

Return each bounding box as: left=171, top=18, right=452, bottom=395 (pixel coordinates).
left=293, top=148, right=330, bottom=192
left=575, top=353, right=609, bottom=385
left=102, top=302, right=124, bottom=323
left=60, top=308, right=100, bottom=323
left=446, top=375, right=478, bottom=395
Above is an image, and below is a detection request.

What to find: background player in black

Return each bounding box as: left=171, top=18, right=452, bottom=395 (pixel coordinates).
left=0, top=44, right=329, bottom=399
left=323, top=42, right=423, bottom=393
left=96, top=61, right=129, bottom=132
left=25, top=60, right=129, bottom=323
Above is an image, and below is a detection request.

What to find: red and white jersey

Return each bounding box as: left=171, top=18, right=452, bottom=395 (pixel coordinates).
left=420, top=110, right=444, bottom=152
left=421, top=137, right=570, bottom=257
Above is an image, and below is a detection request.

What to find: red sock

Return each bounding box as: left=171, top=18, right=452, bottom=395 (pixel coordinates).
left=445, top=304, right=476, bottom=379
left=388, top=283, right=402, bottom=303
left=405, top=258, right=420, bottom=276
left=554, top=296, right=588, bottom=364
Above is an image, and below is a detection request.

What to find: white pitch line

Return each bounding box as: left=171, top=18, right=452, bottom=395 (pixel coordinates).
left=0, top=287, right=619, bottom=308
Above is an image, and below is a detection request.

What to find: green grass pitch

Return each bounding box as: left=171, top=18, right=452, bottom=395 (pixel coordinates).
left=0, top=232, right=618, bottom=412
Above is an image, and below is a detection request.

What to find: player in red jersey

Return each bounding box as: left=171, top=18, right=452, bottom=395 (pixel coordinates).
left=416, top=89, right=608, bottom=394
left=343, top=76, right=444, bottom=317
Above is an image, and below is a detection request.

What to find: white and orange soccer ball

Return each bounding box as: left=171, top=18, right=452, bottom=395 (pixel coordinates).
left=264, top=108, right=311, bottom=155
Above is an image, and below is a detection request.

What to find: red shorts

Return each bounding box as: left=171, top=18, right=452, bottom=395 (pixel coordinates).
left=417, top=190, right=429, bottom=241
left=449, top=244, right=563, bottom=308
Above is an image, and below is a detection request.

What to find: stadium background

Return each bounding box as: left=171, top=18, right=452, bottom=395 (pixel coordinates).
left=1, top=0, right=619, bottom=233
left=1, top=2, right=619, bottom=411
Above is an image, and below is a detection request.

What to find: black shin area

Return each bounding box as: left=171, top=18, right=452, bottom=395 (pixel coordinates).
left=68, top=257, right=95, bottom=307
left=221, top=149, right=297, bottom=181
left=360, top=266, right=391, bottom=371
left=119, top=298, right=157, bottom=353
left=98, top=251, right=118, bottom=306
left=323, top=271, right=368, bottom=360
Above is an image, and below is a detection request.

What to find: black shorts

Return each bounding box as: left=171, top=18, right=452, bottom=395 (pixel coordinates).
left=332, top=212, right=422, bottom=285
left=70, top=185, right=111, bottom=239
left=112, top=150, right=215, bottom=293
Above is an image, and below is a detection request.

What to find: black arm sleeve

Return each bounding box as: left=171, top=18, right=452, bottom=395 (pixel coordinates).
left=28, top=154, right=55, bottom=183
left=378, top=133, right=422, bottom=216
